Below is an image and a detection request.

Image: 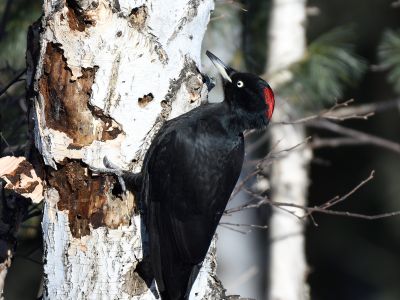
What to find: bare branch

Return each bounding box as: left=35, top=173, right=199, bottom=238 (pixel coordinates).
left=219, top=224, right=250, bottom=235
left=0, top=69, right=26, bottom=97
left=318, top=171, right=375, bottom=210
left=310, top=120, right=400, bottom=154
left=226, top=187, right=303, bottom=220
left=0, top=132, right=14, bottom=155
left=327, top=98, right=400, bottom=118
left=274, top=98, right=400, bottom=126
left=310, top=137, right=370, bottom=149
left=274, top=99, right=374, bottom=125
left=220, top=222, right=268, bottom=230
left=227, top=170, right=400, bottom=223
left=230, top=137, right=311, bottom=201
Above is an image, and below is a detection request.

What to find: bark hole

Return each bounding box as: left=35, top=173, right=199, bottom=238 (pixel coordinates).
left=128, top=5, right=148, bottom=30
left=138, top=93, right=154, bottom=108
left=47, top=161, right=113, bottom=237
left=66, top=0, right=95, bottom=31
left=47, top=160, right=135, bottom=238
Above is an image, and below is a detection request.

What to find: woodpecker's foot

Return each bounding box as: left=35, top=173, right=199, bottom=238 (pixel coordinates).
left=201, top=73, right=216, bottom=92
left=102, top=156, right=127, bottom=192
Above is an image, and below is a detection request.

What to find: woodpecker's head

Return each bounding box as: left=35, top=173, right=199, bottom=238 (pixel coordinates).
left=206, top=51, right=275, bottom=128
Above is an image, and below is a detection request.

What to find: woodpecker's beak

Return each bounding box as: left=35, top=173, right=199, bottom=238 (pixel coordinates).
left=206, top=51, right=233, bottom=83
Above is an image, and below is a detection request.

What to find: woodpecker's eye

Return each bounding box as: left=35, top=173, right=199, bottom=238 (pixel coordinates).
left=236, top=80, right=244, bottom=88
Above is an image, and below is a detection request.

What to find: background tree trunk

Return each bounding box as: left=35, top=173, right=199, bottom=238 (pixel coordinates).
left=266, top=0, right=311, bottom=299
left=25, top=0, right=226, bottom=298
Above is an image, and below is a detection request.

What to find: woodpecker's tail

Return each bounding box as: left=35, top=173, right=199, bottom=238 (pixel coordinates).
left=159, top=290, right=186, bottom=300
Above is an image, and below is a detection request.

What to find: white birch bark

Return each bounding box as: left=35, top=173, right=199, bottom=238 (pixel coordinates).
left=25, top=0, right=229, bottom=298
left=266, top=0, right=312, bottom=299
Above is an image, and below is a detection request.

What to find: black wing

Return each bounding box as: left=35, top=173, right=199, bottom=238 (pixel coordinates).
left=143, top=120, right=244, bottom=300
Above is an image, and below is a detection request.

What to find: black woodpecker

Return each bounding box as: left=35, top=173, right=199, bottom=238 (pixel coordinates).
left=137, top=51, right=275, bottom=300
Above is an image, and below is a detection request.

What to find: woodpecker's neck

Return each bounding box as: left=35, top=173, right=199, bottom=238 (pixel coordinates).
left=225, top=104, right=269, bottom=134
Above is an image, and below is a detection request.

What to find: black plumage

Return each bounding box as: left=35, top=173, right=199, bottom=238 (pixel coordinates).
left=136, top=51, right=275, bottom=300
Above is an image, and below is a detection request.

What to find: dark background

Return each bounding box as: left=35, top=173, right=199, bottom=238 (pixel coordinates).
left=307, top=1, right=400, bottom=299
left=1, top=0, right=400, bottom=299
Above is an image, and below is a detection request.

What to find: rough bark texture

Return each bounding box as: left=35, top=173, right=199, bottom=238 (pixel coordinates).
left=25, top=0, right=227, bottom=298
left=266, top=0, right=311, bottom=299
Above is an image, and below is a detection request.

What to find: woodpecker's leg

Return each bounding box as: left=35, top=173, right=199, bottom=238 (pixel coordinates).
left=102, top=156, right=143, bottom=192
left=201, top=73, right=216, bottom=92
left=184, top=263, right=202, bottom=300
left=101, top=156, right=129, bottom=192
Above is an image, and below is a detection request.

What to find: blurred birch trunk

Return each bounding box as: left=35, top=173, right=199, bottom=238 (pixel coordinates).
left=266, top=0, right=311, bottom=299
left=24, top=0, right=228, bottom=298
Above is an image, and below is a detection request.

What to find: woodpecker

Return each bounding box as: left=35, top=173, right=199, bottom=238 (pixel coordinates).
left=137, top=51, right=275, bottom=300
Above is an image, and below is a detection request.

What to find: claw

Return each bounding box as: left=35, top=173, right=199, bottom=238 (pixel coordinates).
left=201, top=73, right=216, bottom=92
left=102, top=156, right=126, bottom=193
left=103, top=156, right=119, bottom=171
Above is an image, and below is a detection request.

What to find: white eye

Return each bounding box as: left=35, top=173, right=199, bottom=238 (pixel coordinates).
left=236, top=80, right=244, bottom=88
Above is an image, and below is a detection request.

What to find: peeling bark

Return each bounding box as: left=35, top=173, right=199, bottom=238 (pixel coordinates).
left=38, top=43, right=120, bottom=147
left=0, top=156, right=43, bottom=203
left=24, top=0, right=231, bottom=298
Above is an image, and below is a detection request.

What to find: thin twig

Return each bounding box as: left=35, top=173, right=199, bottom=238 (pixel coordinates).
left=219, top=224, right=250, bottom=234
left=226, top=187, right=302, bottom=220
left=310, top=120, right=400, bottom=154
left=328, top=98, right=400, bottom=118
left=0, top=69, right=26, bottom=97
left=220, top=222, right=268, bottom=229
left=319, top=171, right=375, bottom=210
left=269, top=200, right=400, bottom=221
left=310, top=137, right=370, bottom=149
left=275, top=98, right=400, bottom=126
left=230, top=140, right=281, bottom=201
left=0, top=132, right=14, bottom=156
left=227, top=171, right=400, bottom=223
left=275, top=99, right=364, bottom=125
left=230, top=137, right=311, bottom=201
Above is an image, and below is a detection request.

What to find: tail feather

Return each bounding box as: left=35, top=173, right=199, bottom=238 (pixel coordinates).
left=184, top=263, right=202, bottom=299
left=158, top=263, right=201, bottom=300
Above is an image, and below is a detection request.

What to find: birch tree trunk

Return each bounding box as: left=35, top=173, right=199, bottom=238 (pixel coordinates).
left=266, top=0, right=312, bottom=299
left=25, top=0, right=229, bottom=298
